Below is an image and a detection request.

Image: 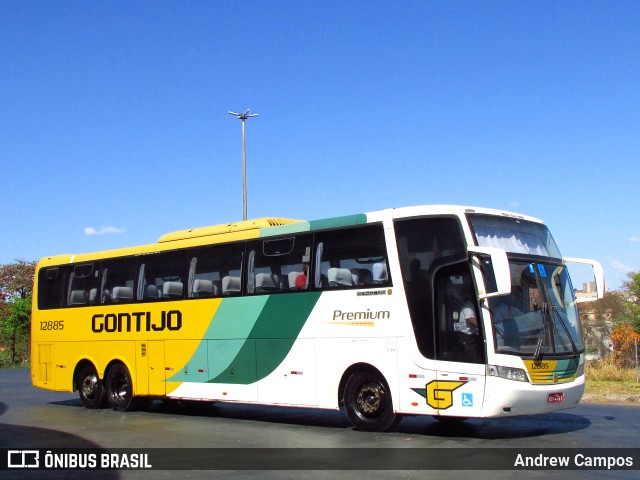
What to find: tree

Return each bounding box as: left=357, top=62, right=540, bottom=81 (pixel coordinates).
left=579, top=271, right=640, bottom=363
left=620, top=271, right=640, bottom=333
left=0, top=259, right=36, bottom=300
left=578, top=291, right=625, bottom=359
left=0, top=260, right=37, bottom=366
left=624, top=271, right=640, bottom=300
left=604, top=271, right=640, bottom=368
left=1, top=296, right=32, bottom=365
left=610, top=324, right=640, bottom=369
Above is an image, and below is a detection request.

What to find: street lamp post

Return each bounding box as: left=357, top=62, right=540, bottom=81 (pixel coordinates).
left=228, top=109, right=259, bottom=221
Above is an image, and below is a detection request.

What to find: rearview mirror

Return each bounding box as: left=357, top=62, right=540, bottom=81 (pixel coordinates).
left=563, top=257, right=605, bottom=300
left=467, top=246, right=511, bottom=299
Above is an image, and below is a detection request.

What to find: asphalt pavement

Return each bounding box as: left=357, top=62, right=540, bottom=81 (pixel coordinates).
left=1, top=368, right=639, bottom=480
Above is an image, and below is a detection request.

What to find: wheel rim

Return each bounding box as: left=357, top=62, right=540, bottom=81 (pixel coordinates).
left=81, top=373, right=99, bottom=400
left=356, top=381, right=386, bottom=418
left=113, top=375, right=128, bottom=402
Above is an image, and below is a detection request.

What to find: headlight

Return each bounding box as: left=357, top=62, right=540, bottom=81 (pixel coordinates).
left=487, top=364, right=529, bottom=382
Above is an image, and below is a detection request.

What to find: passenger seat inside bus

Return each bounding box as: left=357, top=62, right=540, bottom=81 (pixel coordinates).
left=69, top=290, right=88, bottom=306
left=163, top=281, right=183, bottom=299
left=192, top=279, right=219, bottom=297
left=328, top=268, right=352, bottom=287
left=255, top=273, right=279, bottom=293
left=372, top=262, right=388, bottom=284
left=288, top=271, right=304, bottom=289
left=222, top=276, right=241, bottom=295
left=351, top=268, right=372, bottom=286
left=145, top=284, right=159, bottom=300
left=112, top=286, right=133, bottom=303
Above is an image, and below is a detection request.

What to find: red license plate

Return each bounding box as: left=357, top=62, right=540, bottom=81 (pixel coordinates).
left=548, top=392, right=564, bottom=403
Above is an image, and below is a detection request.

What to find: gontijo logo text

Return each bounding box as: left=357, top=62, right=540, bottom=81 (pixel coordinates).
left=92, top=310, right=182, bottom=333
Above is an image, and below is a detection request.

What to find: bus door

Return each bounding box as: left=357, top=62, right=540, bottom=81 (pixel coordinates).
left=432, top=263, right=486, bottom=417
left=147, top=340, right=166, bottom=396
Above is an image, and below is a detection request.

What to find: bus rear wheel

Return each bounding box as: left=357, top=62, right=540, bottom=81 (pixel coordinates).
left=77, top=364, right=104, bottom=409
left=344, top=371, right=400, bottom=432
left=106, top=363, right=136, bottom=411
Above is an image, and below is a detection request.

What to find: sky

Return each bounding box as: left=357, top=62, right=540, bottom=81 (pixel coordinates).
left=1, top=1, right=638, bottom=291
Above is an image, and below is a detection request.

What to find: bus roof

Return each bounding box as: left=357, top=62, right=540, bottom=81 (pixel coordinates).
left=158, top=217, right=303, bottom=243
left=36, top=205, right=544, bottom=267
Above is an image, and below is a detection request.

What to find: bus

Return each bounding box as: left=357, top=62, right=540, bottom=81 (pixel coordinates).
left=31, top=205, right=605, bottom=431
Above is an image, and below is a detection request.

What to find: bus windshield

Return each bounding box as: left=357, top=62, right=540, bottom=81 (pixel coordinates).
left=488, top=261, right=583, bottom=356
left=468, top=213, right=583, bottom=356
left=468, top=214, right=562, bottom=258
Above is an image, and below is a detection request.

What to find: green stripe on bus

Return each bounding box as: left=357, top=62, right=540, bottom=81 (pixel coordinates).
left=167, top=297, right=268, bottom=382
left=207, top=296, right=269, bottom=339
left=259, top=222, right=311, bottom=237
left=308, top=214, right=367, bottom=231
left=259, top=214, right=368, bottom=238
left=250, top=292, right=322, bottom=380
left=206, top=292, right=321, bottom=384
left=168, top=293, right=321, bottom=385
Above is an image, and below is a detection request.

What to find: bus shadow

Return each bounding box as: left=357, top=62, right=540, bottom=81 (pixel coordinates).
left=397, top=412, right=592, bottom=438
left=56, top=397, right=592, bottom=439
left=154, top=399, right=355, bottom=429
left=0, top=402, right=118, bottom=479
left=152, top=400, right=592, bottom=438
left=48, top=397, right=592, bottom=439
left=51, top=397, right=354, bottom=429
left=50, top=398, right=84, bottom=407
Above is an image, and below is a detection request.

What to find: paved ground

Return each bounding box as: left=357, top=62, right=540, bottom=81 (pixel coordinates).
left=1, top=369, right=639, bottom=480
left=582, top=393, right=640, bottom=403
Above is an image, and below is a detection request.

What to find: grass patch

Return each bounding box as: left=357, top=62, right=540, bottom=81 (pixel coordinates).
left=585, top=358, right=640, bottom=397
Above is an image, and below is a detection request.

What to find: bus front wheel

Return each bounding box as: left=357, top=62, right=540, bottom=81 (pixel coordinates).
left=343, top=371, right=400, bottom=432
left=77, top=364, right=104, bottom=409
left=106, top=363, right=136, bottom=411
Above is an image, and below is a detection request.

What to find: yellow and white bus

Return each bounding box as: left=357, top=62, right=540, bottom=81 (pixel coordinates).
left=31, top=205, right=604, bottom=431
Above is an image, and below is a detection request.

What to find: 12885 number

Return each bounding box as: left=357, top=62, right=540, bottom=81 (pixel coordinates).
left=40, top=320, right=64, bottom=331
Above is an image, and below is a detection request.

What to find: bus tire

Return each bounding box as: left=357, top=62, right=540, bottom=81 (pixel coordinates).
left=77, top=364, right=105, bottom=409
left=343, top=371, right=400, bottom=432
left=106, top=363, right=136, bottom=411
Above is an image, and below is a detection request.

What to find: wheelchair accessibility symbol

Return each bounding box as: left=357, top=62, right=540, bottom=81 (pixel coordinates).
left=461, top=393, right=473, bottom=407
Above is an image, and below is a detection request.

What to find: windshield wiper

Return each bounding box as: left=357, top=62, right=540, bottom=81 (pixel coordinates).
left=533, top=303, right=550, bottom=361
left=551, top=304, right=579, bottom=356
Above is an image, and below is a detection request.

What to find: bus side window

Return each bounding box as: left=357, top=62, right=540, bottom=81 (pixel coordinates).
left=100, top=257, right=137, bottom=305
left=247, top=235, right=312, bottom=295
left=138, top=251, right=187, bottom=302
left=38, top=266, right=69, bottom=310
left=67, top=263, right=100, bottom=307
left=187, top=244, right=244, bottom=298
left=314, top=224, right=390, bottom=291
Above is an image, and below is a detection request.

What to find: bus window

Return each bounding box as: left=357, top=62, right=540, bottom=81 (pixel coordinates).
left=187, top=244, right=244, bottom=298
left=314, top=225, right=390, bottom=290
left=138, top=251, right=187, bottom=301
left=247, top=235, right=312, bottom=294
left=67, top=263, right=100, bottom=307
left=37, top=266, right=68, bottom=310
left=100, top=257, right=137, bottom=304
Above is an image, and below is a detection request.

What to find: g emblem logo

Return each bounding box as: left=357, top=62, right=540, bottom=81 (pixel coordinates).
left=412, top=380, right=468, bottom=409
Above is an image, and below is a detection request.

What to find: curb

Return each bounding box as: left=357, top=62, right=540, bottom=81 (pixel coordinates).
left=582, top=394, right=640, bottom=403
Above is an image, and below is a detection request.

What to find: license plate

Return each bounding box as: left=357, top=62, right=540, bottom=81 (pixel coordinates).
left=548, top=392, right=564, bottom=403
